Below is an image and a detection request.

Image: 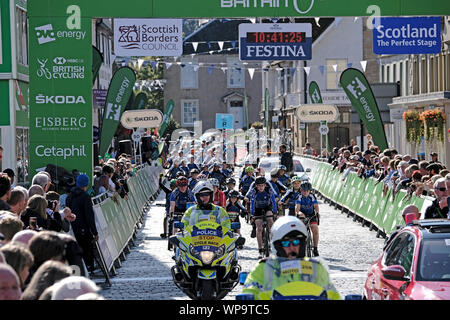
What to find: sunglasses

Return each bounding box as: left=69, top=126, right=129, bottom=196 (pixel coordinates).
left=198, top=192, right=210, bottom=197
left=436, top=187, right=447, bottom=192
left=280, top=239, right=301, bottom=247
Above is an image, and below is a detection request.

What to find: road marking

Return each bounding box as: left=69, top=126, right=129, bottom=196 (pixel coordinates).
left=330, top=272, right=368, bottom=279
left=104, top=276, right=173, bottom=283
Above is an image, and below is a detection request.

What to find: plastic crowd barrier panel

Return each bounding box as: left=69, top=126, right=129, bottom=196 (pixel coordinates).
left=91, top=161, right=164, bottom=275
left=299, top=157, right=436, bottom=235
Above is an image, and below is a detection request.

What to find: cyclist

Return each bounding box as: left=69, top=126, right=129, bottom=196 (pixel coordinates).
left=200, top=163, right=210, bottom=178
left=188, top=168, right=200, bottom=190
left=240, top=160, right=253, bottom=179
left=168, top=176, right=196, bottom=236
left=279, top=176, right=303, bottom=216
left=179, top=158, right=190, bottom=177
left=221, top=162, right=233, bottom=179
left=239, top=166, right=255, bottom=197
left=210, top=178, right=227, bottom=208
left=209, top=162, right=227, bottom=187
left=277, top=165, right=291, bottom=188
left=187, top=155, right=200, bottom=172
left=295, top=181, right=320, bottom=257
left=224, top=177, right=237, bottom=199
left=159, top=178, right=178, bottom=239
left=168, top=160, right=182, bottom=180
left=268, top=167, right=288, bottom=203
left=225, top=190, right=247, bottom=242
left=245, top=176, right=276, bottom=259
left=241, top=216, right=340, bottom=300
left=181, top=180, right=231, bottom=229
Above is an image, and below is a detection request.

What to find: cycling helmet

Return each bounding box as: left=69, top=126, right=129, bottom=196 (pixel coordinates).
left=245, top=166, right=254, bottom=173
left=229, top=190, right=241, bottom=198
left=300, top=181, right=312, bottom=191
left=291, top=176, right=302, bottom=183
left=279, top=165, right=287, bottom=171
left=209, top=178, right=220, bottom=187
left=226, top=177, right=236, bottom=185
left=271, top=216, right=308, bottom=258
left=192, top=180, right=214, bottom=208
left=170, top=179, right=178, bottom=187
left=190, top=168, right=200, bottom=174
left=270, top=168, right=280, bottom=178
left=255, top=176, right=266, bottom=185
left=176, top=171, right=185, bottom=178
left=176, top=176, right=188, bottom=187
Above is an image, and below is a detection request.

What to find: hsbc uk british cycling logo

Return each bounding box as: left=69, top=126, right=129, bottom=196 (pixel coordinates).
left=118, top=25, right=140, bottom=50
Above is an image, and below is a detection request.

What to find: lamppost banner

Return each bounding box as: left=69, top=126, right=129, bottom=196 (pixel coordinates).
left=99, top=67, right=136, bottom=157
left=308, top=81, right=323, bottom=104
left=159, top=99, right=174, bottom=137
left=92, top=46, right=103, bottom=84
left=134, top=92, right=148, bottom=110
left=340, top=68, right=388, bottom=151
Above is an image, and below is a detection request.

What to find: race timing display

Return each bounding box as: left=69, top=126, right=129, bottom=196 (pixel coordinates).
left=246, top=32, right=306, bottom=43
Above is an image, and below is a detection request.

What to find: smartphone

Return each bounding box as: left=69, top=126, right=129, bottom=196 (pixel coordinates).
left=29, top=217, right=37, bottom=229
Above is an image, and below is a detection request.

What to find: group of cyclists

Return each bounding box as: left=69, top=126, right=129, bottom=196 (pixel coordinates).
left=160, top=154, right=321, bottom=259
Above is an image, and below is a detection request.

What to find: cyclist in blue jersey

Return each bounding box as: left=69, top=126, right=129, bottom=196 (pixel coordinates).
left=188, top=168, right=200, bottom=190
left=225, top=190, right=247, bottom=243
left=187, top=155, right=200, bottom=172
left=268, top=168, right=288, bottom=209
left=209, top=162, right=227, bottom=188
left=295, top=181, right=320, bottom=257
left=277, top=165, right=291, bottom=188
left=168, top=160, right=182, bottom=180
left=239, top=166, right=255, bottom=197
left=179, top=158, right=190, bottom=177
left=168, top=176, right=196, bottom=233
left=200, top=163, right=210, bottom=178
left=245, top=176, right=276, bottom=259
left=159, top=178, right=178, bottom=239
left=224, top=177, right=236, bottom=199
left=221, top=162, right=233, bottom=179
left=279, top=175, right=303, bottom=216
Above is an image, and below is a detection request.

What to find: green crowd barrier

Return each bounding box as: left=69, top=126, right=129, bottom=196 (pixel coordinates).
left=92, top=160, right=164, bottom=278
left=300, top=158, right=434, bottom=236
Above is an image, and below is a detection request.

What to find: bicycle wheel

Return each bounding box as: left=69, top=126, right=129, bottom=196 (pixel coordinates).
left=263, top=224, right=270, bottom=257
left=167, top=219, right=173, bottom=250
left=306, top=228, right=313, bottom=258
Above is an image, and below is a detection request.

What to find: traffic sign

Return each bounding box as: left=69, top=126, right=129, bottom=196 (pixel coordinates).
left=216, top=113, right=234, bottom=130
left=319, top=124, right=329, bottom=135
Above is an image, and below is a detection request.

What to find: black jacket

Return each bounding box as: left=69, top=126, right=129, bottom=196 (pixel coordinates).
left=280, top=152, right=294, bottom=173
left=424, top=199, right=449, bottom=220
left=66, top=187, right=98, bottom=237
left=21, top=208, right=63, bottom=232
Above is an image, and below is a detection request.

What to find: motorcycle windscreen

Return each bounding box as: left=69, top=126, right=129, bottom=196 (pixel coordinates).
left=271, top=282, right=328, bottom=300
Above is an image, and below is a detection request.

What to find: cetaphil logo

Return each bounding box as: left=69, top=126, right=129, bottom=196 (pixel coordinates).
left=35, top=117, right=87, bottom=131
left=34, top=23, right=86, bottom=45
left=35, top=144, right=87, bottom=159
left=35, top=94, right=86, bottom=105
left=36, top=57, right=85, bottom=80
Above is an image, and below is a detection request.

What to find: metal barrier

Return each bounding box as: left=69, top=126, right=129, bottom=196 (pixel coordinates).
left=91, top=160, right=164, bottom=285
left=298, top=156, right=434, bottom=238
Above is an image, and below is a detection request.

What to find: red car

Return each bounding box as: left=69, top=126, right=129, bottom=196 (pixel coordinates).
left=364, top=219, right=450, bottom=300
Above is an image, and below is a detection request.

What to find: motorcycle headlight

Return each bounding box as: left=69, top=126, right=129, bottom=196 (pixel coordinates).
left=199, top=251, right=214, bottom=265
left=216, top=244, right=226, bottom=258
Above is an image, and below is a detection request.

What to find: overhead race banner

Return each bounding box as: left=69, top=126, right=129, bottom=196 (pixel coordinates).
left=159, top=99, right=174, bottom=137
left=373, top=17, right=441, bottom=54
left=308, top=81, right=323, bottom=104
left=239, top=23, right=312, bottom=61
left=99, top=67, right=136, bottom=157
left=92, top=46, right=103, bottom=84
left=340, top=68, right=388, bottom=151
left=113, top=19, right=182, bottom=56
left=134, top=92, right=148, bottom=110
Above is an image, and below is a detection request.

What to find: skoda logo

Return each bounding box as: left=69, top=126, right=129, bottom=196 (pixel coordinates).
left=53, top=57, right=66, bottom=65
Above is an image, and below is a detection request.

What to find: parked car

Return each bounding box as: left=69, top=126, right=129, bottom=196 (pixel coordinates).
left=364, top=219, right=450, bottom=300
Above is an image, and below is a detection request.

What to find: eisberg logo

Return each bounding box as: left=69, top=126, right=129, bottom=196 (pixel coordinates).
left=35, top=145, right=87, bottom=159
left=35, top=94, right=86, bottom=105
left=221, top=0, right=315, bottom=15
left=35, top=117, right=87, bottom=131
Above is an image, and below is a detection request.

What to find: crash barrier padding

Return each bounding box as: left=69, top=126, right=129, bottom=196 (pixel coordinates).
left=298, top=156, right=434, bottom=235
left=92, top=160, right=164, bottom=274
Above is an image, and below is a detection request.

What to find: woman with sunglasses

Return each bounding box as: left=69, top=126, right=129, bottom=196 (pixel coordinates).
left=240, top=216, right=340, bottom=300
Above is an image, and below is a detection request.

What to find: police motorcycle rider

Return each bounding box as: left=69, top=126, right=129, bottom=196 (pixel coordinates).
left=168, top=176, right=196, bottom=247
left=277, top=165, right=291, bottom=188
left=225, top=190, right=247, bottom=241
left=279, top=176, right=303, bottom=216
left=180, top=180, right=231, bottom=229
left=224, top=177, right=237, bottom=199
left=295, top=181, right=320, bottom=257
left=244, top=176, right=277, bottom=259
left=209, top=178, right=227, bottom=208
left=189, top=168, right=200, bottom=190
left=240, top=216, right=340, bottom=300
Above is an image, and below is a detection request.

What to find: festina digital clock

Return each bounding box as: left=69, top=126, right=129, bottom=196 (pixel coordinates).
left=246, top=32, right=306, bottom=43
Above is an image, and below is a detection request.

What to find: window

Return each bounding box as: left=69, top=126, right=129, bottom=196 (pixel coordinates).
left=181, top=100, right=199, bottom=126
left=381, top=65, right=385, bottom=83
left=227, top=57, right=244, bottom=88
left=342, top=112, right=350, bottom=124
left=16, top=6, right=28, bottom=66
left=181, top=58, right=198, bottom=89
left=384, top=232, right=415, bottom=277
left=230, top=99, right=243, bottom=108
left=16, top=128, right=29, bottom=184
left=326, top=59, right=347, bottom=89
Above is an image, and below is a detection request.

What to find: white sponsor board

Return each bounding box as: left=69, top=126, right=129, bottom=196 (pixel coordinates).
left=114, top=19, right=182, bottom=56
left=296, top=104, right=340, bottom=123
left=121, top=109, right=164, bottom=129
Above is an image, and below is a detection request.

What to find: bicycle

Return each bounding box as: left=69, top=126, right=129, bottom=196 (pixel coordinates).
left=298, top=213, right=318, bottom=258
left=253, top=212, right=274, bottom=258
left=167, top=211, right=184, bottom=250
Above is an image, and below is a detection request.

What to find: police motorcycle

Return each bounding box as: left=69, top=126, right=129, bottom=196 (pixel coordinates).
left=169, top=181, right=245, bottom=300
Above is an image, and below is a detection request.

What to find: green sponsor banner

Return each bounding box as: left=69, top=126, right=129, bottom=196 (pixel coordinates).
left=29, top=16, right=92, bottom=178
left=0, top=81, right=9, bottom=125
left=340, top=68, right=388, bottom=151
left=308, top=81, right=323, bottom=104
left=159, top=99, right=174, bottom=137
left=99, top=67, right=136, bottom=157
left=0, top=0, right=12, bottom=73
left=92, top=46, right=103, bottom=84
left=134, top=92, right=148, bottom=110
left=28, top=1, right=450, bottom=18
left=14, top=80, right=29, bottom=127
left=264, top=88, right=269, bottom=134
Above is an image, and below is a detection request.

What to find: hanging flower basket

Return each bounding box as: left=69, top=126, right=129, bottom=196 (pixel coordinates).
left=402, top=110, right=423, bottom=144
left=419, top=109, right=446, bottom=142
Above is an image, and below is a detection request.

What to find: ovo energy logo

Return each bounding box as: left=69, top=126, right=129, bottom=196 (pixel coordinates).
left=346, top=77, right=367, bottom=99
